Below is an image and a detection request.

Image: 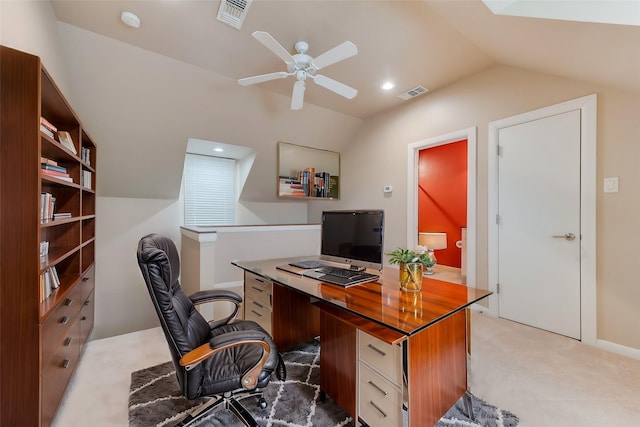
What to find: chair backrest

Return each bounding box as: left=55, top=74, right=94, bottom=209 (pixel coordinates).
left=137, top=234, right=211, bottom=392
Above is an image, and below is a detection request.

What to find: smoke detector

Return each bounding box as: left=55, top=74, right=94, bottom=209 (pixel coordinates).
left=216, top=0, right=253, bottom=30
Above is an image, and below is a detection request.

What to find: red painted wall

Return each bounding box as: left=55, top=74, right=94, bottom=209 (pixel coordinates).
left=418, top=139, right=467, bottom=268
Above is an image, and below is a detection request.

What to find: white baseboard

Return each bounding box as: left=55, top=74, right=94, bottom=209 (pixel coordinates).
left=596, top=339, right=640, bottom=361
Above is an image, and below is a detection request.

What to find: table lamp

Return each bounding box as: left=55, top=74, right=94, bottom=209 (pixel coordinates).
left=418, top=232, right=447, bottom=275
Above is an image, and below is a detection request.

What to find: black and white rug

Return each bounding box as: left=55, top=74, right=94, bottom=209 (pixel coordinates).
left=129, top=340, right=519, bottom=427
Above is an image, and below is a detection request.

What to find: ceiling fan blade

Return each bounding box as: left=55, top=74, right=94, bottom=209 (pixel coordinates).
left=238, top=71, right=289, bottom=86
left=252, top=31, right=295, bottom=65
left=311, top=41, right=358, bottom=70
left=291, top=81, right=305, bottom=110
left=312, top=74, right=358, bottom=99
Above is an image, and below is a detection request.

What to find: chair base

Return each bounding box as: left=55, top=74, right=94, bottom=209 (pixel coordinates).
left=177, top=390, right=266, bottom=427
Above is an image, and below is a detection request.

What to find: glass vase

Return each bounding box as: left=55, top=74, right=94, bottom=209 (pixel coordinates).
left=399, top=262, right=423, bottom=292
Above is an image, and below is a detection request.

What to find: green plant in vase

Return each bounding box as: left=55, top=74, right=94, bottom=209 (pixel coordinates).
left=387, top=246, right=435, bottom=292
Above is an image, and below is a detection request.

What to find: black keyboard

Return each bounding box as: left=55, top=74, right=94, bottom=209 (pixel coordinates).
left=316, top=266, right=364, bottom=279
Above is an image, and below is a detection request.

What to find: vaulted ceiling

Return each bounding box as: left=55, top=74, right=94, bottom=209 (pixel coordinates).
left=50, top=0, right=640, bottom=120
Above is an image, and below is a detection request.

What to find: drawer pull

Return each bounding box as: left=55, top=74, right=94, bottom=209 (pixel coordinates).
left=251, top=310, right=263, bottom=317
left=60, top=316, right=69, bottom=325
left=253, top=301, right=264, bottom=308
left=255, top=278, right=265, bottom=283
left=81, top=316, right=87, bottom=321
left=367, top=380, right=388, bottom=396
left=251, top=286, right=264, bottom=293
left=64, top=337, right=73, bottom=346
left=62, top=359, right=70, bottom=369
left=82, top=277, right=90, bottom=282
left=367, top=343, right=387, bottom=357
left=368, top=401, right=387, bottom=418
left=64, top=298, right=73, bottom=306
left=84, top=299, right=91, bottom=306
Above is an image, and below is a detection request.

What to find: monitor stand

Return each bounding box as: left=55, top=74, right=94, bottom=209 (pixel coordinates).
left=348, top=265, right=366, bottom=272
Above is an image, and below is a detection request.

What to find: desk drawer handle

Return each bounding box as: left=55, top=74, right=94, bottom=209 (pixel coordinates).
left=84, top=299, right=91, bottom=306
left=255, top=278, right=265, bottom=283
left=64, top=298, right=73, bottom=306
left=253, top=301, right=264, bottom=309
left=251, top=310, right=262, bottom=317
left=367, top=343, right=386, bottom=357
left=251, top=286, right=264, bottom=293
left=60, top=316, right=69, bottom=325
left=62, top=359, right=70, bottom=369
left=64, top=337, right=73, bottom=347
left=82, top=277, right=90, bottom=282
left=367, top=380, right=388, bottom=396
left=368, top=401, right=387, bottom=418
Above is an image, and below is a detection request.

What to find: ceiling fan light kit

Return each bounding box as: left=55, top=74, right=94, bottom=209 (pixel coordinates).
left=238, top=31, right=358, bottom=110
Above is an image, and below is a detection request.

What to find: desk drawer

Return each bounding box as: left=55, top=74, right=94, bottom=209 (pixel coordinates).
left=244, top=297, right=272, bottom=335
left=245, top=280, right=272, bottom=308
left=358, top=330, right=402, bottom=386
left=359, top=362, right=402, bottom=427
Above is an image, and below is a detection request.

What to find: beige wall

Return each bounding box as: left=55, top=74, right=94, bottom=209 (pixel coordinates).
left=320, top=65, right=640, bottom=350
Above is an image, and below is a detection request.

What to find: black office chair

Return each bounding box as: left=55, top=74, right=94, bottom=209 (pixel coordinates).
left=136, top=233, right=284, bottom=427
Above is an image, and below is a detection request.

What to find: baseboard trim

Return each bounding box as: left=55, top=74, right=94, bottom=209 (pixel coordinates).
left=596, top=339, right=640, bottom=361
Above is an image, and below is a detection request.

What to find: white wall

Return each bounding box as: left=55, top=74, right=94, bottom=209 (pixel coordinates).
left=323, top=65, right=640, bottom=351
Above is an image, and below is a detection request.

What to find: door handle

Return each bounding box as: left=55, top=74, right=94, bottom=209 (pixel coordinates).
left=552, top=233, right=576, bottom=241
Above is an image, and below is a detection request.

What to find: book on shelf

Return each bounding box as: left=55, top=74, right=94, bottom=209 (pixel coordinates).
left=40, top=116, right=57, bottom=133
left=82, top=170, right=92, bottom=189
left=40, top=241, right=49, bottom=258
left=50, top=267, right=60, bottom=289
left=81, top=146, right=91, bottom=165
left=41, top=169, right=73, bottom=182
left=41, top=192, right=55, bottom=221
left=53, top=212, right=72, bottom=219
left=56, top=131, right=77, bottom=155
left=41, top=157, right=58, bottom=166
left=40, top=124, right=55, bottom=138
left=41, top=163, right=67, bottom=174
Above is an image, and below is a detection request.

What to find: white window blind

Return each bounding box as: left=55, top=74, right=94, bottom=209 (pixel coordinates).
left=184, top=153, right=235, bottom=226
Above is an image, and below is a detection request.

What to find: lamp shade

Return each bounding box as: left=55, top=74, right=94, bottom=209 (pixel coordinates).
left=418, top=232, right=447, bottom=250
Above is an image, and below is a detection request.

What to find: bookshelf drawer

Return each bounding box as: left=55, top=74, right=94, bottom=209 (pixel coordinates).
left=41, top=284, right=82, bottom=364
left=41, top=315, right=81, bottom=427
left=80, top=264, right=95, bottom=301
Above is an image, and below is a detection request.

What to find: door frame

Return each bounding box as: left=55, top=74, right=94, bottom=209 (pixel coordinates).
left=407, top=127, right=477, bottom=288
left=488, top=94, right=597, bottom=345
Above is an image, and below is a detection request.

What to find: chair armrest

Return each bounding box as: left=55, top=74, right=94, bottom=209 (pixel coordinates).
left=179, top=330, right=272, bottom=390
left=189, top=290, right=242, bottom=326
left=189, top=289, right=242, bottom=305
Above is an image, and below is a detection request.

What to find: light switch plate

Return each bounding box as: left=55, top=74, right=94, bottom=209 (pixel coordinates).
left=604, top=177, right=619, bottom=193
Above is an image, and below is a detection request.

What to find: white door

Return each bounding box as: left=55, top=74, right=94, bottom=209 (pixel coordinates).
left=498, top=110, right=581, bottom=339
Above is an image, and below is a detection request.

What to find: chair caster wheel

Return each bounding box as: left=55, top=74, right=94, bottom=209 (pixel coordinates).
left=258, top=397, right=267, bottom=409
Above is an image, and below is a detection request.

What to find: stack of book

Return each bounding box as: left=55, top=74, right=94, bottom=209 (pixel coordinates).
left=41, top=157, right=72, bottom=183
left=40, top=266, right=61, bottom=302
left=279, top=177, right=305, bottom=196
left=40, top=116, right=57, bottom=138
left=53, top=212, right=71, bottom=220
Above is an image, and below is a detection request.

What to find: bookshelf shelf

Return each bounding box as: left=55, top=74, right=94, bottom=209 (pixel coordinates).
left=0, top=45, right=97, bottom=427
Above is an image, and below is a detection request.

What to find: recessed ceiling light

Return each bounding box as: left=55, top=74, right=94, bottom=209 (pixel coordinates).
left=121, top=11, right=141, bottom=29
left=214, top=147, right=224, bottom=152
left=381, top=81, right=394, bottom=91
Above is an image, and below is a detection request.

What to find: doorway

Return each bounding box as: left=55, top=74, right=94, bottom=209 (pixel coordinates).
left=488, top=94, right=597, bottom=344
left=407, top=127, right=477, bottom=287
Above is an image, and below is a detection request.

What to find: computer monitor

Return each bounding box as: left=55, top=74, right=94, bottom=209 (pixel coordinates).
left=320, top=210, right=384, bottom=271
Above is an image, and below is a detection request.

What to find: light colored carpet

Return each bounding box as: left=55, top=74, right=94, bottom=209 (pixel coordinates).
left=52, top=311, right=640, bottom=426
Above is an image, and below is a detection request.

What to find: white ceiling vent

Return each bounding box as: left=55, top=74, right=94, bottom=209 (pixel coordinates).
left=216, top=0, right=252, bottom=30
left=398, top=85, right=429, bottom=100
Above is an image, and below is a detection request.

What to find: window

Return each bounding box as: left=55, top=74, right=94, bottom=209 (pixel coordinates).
left=184, top=153, right=235, bottom=226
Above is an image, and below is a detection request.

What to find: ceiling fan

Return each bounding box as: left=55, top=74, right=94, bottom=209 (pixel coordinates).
left=238, top=31, right=358, bottom=110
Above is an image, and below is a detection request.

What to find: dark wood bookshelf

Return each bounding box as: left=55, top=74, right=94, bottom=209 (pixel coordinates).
left=1, top=45, right=97, bottom=427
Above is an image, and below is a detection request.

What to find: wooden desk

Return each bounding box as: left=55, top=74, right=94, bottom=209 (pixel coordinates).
left=233, top=258, right=491, bottom=427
